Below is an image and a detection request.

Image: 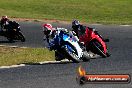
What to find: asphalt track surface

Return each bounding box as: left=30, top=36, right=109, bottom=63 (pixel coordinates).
left=0, top=21, right=132, bottom=88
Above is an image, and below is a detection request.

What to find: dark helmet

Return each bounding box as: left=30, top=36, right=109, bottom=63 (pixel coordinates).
left=2, top=16, right=8, bottom=21
left=72, top=20, right=80, bottom=26
left=72, top=20, right=80, bottom=30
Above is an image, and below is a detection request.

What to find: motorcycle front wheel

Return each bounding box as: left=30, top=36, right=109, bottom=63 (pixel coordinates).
left=63, top=43, right=80, bottom=63
left=90, top=40, right=107, bottom=58
left=17, top=31, right=25, bottom=42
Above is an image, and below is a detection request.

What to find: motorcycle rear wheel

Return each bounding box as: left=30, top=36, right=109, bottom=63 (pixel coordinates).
left=7, top=37, right=13, bottom=42
left=82, top=51, right=90, bottom=62
left=55, top=51, right=64, bottom=61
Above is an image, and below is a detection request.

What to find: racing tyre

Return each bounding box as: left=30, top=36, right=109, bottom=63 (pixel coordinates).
left=17, top=32, right=25, bottom=42
left=82, top=51, right=90, bottom=62
left=63, top=43, right=80, bottom=63
left=55, top=51, right=64, bottom=61
left=7, top=37, right=13, bottom=43
left=90, top=40, right=107, bottom=58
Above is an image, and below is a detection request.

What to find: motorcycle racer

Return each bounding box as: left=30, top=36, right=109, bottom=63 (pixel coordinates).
left=72, top=20, right=86, bottom=37
left=0, top=15, right=10, bottom=31
left=42, top=23, right=68, bottom=49
left=42, top=23, right=55, bottom=43
left=42, top=23, right=91, bottom=61
left=71, top=20, right=108, bottom=42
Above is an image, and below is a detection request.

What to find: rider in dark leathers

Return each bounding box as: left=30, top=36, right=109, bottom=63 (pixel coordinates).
left=0, top=16, right=19, bottom=38
left=0, top=16, right=10, bottom=31
left=71, top=20, right=108, bottom=42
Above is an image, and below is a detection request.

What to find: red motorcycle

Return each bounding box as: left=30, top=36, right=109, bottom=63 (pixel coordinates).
left=79, top=27, right=110, bottom=58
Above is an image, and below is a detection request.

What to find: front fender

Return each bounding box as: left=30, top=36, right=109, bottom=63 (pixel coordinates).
left=63, top=37, right=83, bottom=58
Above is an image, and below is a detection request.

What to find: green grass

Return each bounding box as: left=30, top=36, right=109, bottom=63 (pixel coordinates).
left=0, top=46, right=55, bottom=66
left=0, top=0, right=132, bottom=24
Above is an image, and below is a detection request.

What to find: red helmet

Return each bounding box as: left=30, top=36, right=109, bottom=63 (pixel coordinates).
left=43, top=23, right=55, bottom=36
left=43, top=23, right=53, bottom=31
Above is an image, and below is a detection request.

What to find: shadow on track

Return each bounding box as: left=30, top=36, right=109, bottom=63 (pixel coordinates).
left=0, top=40, right=14, bottom=43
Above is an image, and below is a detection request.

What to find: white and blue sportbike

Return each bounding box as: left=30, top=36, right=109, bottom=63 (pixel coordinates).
left=49, top=30, right=89, bottom=63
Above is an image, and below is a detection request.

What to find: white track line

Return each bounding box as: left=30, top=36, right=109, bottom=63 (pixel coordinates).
left=0, top=45, right=6, bottom=47
left=0, top=64, right=25, bottom=69
left=39, top=59, right=71, bottom=64
left=120, top=25, right=131, bottom=26
left=0, top=45, right=28, bottom=48
left=8, top=46, right=18, bottom=48
left=0, top=60, right=71, bottom=69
